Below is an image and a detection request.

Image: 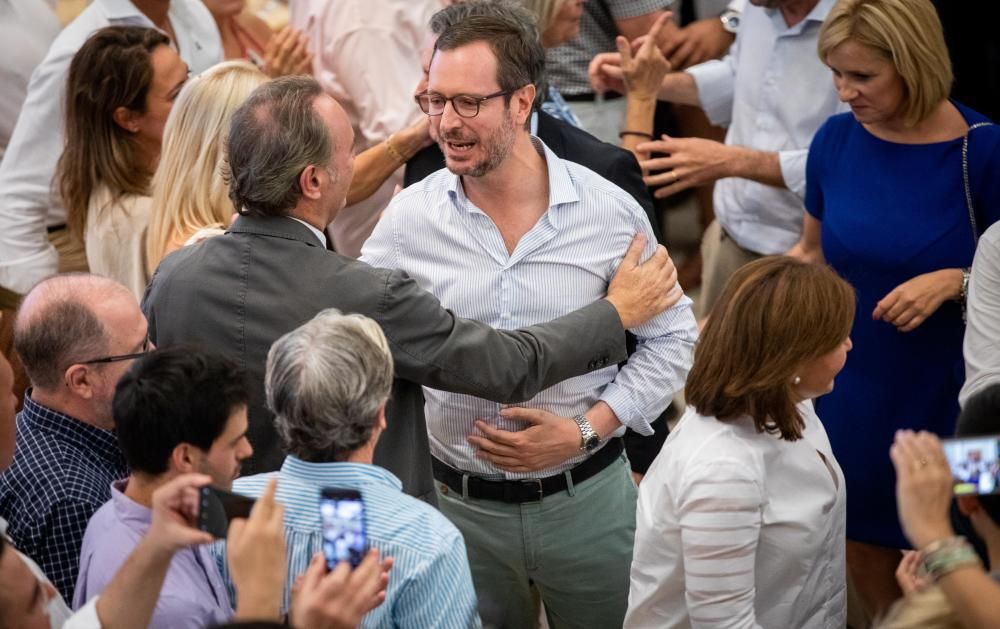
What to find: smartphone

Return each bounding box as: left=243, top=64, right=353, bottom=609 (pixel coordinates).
left=319, top=488, right=366, bottom=570
left=198, top=486, right=256, bottom=538
left=942, top=434, right=1000, bottom=496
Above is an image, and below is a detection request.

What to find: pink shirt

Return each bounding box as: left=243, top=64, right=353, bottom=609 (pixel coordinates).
left=290, top=0, right=440, bottom=257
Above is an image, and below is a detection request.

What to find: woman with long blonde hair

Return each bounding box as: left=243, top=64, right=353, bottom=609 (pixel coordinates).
left=146, top=61, right=268, bottom=274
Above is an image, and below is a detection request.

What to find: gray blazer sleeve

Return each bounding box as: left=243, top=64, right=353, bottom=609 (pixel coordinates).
left=373, top=268, right=627, bottom=403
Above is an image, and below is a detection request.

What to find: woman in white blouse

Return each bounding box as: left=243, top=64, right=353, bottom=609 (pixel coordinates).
left=625, top=256, right=855, bottom=629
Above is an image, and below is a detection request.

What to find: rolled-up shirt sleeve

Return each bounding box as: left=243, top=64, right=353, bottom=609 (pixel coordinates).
left=685, top=53, right=738, bottom=127
left=778, top=148, right=809, bottom=201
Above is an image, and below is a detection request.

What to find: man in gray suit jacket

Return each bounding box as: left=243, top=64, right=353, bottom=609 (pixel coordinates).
left=142, top=76, right=680, bottom=501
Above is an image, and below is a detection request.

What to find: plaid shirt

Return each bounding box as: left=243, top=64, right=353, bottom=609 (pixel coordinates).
left=547, top=0, right=673, bottom=94
left=0, top=393, right=128, bottom=601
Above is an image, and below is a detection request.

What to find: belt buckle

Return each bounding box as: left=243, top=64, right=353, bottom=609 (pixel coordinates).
left=519, top=478, right=543, bottom=503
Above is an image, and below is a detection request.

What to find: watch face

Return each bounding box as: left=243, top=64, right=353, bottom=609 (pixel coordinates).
left=584, top=435, right=601, bottom=451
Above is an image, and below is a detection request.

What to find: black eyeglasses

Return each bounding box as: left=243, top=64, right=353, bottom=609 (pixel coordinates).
left=414, top=90, right=513, bottom=118
left=79, top=336, right=153, bottom=365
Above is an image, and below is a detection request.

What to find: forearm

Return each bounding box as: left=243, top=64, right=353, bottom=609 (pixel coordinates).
left=657, top=72, right=701, bottom=107
left=621, top=96, right=658, bottom=161
left=937, top=567, right=1000, bottom=628
left=95, top=538, right=174, bottom=629
left=346, top=128, right=424, bottom=206
left=727, top=146, right=785, bottom=187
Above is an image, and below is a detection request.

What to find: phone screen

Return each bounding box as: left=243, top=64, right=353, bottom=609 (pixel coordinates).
left=198, top=486, right=256, bottom=538
left=942, top=434, right=1000, bottom=495
left=320, top=488, right=366, bottom=569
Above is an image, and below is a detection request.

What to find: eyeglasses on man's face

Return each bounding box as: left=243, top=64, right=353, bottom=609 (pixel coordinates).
left=414, top=90, right=513, bottom=118
left=79, top=335, right=154, bottom=365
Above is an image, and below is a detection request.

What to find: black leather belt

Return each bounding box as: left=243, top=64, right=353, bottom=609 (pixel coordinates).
left=561, top=91, right=623, bottom=102
left=46, top=224, right=67, bottom=234
left=432, top=438, right=624, bottom=504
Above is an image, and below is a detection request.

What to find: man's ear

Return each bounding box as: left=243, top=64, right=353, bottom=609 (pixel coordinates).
left=64, top=364, right=96, bottom=400
left=170, top=442, right=198, bottom=474
left=299, top=165, right=323, bottom=201
left=514, top=84, right=537, bottom=126
left=112, top=106, right=140, bottom=133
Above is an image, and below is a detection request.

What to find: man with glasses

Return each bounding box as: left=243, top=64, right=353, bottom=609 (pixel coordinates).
left=361, top=14, right=697, bottom=628
left=0, top=273, right=149, bottom=602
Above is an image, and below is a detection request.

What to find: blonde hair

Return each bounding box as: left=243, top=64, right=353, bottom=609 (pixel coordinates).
left=146, top=61, right=267, bottom=274
left=876, top=586, right=963, bottom=629
left=516, top=0, right=562, bottom=42
left=818, top=0, right=952, bottom=127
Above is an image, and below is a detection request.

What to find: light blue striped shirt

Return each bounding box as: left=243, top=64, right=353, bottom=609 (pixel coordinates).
left=214, top=458, right=481, bottom=629
left=361, top=137, right=698, bottom=478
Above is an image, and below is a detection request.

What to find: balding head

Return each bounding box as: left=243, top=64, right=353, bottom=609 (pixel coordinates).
left=14, top=274, right=133, bottom=389
left=14, top=274, right=148, bottom=428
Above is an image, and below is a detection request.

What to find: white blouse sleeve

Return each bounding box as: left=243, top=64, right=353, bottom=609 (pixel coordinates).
left=677, top=457, right=764, bottom=629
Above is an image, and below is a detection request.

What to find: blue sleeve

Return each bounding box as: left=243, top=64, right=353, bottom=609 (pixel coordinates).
left=804, top=119, right=833, bottom=222
left=969, top=123, right=1000, bottom=229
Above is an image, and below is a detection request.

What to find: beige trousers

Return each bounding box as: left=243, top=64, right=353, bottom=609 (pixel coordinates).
left=698, top=219, right=763, bottom=317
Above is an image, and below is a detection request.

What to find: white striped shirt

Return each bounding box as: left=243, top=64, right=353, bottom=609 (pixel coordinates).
left=214, top=458, right=481, bottom=629
left=625, top=403, right=847, bottom=629
left=361, top=137, right=697, bottom=478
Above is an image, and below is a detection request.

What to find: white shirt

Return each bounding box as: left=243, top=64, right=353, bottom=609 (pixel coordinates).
left=961, top=221, right=1000, bottom=406
left=0, top=0, right=223, bottom=295
left=0, top=0, right=60, bottom=163
left=361, top=138, right=698, bottom=478
left=686, top=0, right=847, bottom=255
left=625, top=402, right=846, bottom=629
left=290, top=0, right=438, bottom=258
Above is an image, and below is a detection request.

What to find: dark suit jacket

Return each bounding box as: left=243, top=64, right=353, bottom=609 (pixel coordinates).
left=404, top=112, right=671, bottom=473
left=142, top=215, right=627, bottom=501
left=405, top=110, right=664, bottom=245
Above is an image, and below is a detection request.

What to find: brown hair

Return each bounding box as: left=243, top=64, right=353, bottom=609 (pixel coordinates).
left=57, top=25, right=169, bottom=241
left=686, top=257, right=856, bottom=441
left=818, top=0, right=952, bottom=127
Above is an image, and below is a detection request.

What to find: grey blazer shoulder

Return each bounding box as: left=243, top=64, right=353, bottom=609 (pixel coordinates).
left=142, top=215, right=626, bottom=500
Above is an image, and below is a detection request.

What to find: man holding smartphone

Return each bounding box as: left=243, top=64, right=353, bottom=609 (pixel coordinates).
left=74, top=347, right=253, bottom=628
left=226, top=309, right=479, bottom=628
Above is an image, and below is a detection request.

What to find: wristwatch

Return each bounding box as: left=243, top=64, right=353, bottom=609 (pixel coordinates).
left=720, top=10, right=741, bottom=34
left=572, top=414, right=601, bottom=452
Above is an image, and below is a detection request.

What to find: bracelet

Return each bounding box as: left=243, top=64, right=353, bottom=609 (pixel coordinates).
left=384, top=135, right=408, bottom=164
left=618, top=130, right=653, bottom=140
left=921, top=536, right=982, bottom=582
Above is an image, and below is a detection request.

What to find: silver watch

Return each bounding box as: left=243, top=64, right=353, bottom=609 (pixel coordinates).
left=720, top=10, right=741, bottom=34
left=572, top=414, right=601, bottom=452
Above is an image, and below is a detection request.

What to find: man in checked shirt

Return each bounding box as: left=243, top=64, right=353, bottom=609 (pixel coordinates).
left=361, top=13, right=697, bottom=628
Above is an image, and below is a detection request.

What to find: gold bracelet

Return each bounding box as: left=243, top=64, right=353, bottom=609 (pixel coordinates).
left=384, top=135, right=408, bottom=164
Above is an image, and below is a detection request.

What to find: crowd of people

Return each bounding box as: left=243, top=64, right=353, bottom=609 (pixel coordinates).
left=0, top=0, right=998, bottom=627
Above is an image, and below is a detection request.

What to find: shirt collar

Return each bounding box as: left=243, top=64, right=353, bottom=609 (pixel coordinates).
left=288, top=217, right=327, bottom=247
left=445, top=135, right=581, bottom=228
left=279, top=456, right=402, bottom=492
left=766, top=0, right=835, bottom=33
left=20, top=392, right=125, bottom=465
left=109, top=479, right=153, bottom=530
left=99, top=0, right=152, bottom=21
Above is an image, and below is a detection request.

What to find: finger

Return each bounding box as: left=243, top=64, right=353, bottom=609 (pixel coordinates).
left=645, top=11, right=672, bottom=46
left=872, top=291, right=898, bottom=320
left=670, top=38, right=696, bottom=69
left=652, top=178, right=693, bottom=199
left=639, top=155, right=682, bottom=172
left=898, top=314, right=926, bottom=333
left=474, top=450, right=532, bottom=472
left=636, top=138, right=674, bottom=155
left=472, top=420, right=522, bottom=446
left=621, top=233, right=648, bottom=269
left=251, top=478, right=278, bottom=522
left=615, top=35, right=633, bottom=68
left=299, top=551, right=327, bottom=595
left=498, top=406, right=549, bottom=425
left=227, top=517, right=246, bottom=543
left=892, top=309, right=919, bottom=331
left=467, top=434, right=521, bottom=458
left=349, top=549, right=383, bottom=601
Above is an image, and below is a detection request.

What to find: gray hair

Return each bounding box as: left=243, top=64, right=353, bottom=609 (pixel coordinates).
left=13, top=274, right=129, bottom=389
left=225, top=75, right=332, bottom=218
left=265, top=309, right=394, bottom=462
